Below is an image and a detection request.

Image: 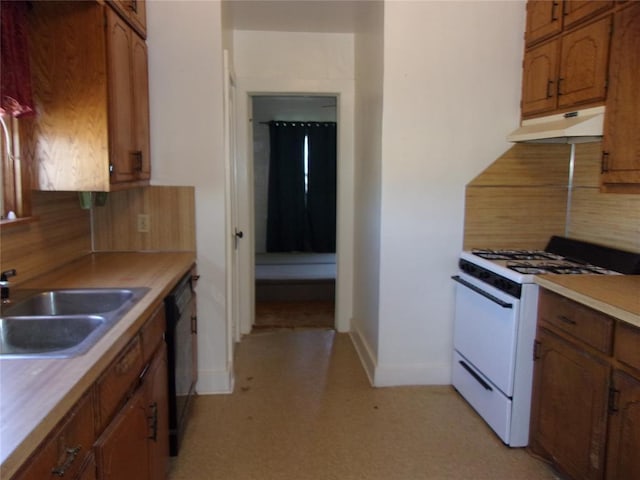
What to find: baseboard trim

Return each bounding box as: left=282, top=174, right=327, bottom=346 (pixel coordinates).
left=195, top=367, right=234, bottom=394
left=373, top=362, right=451, bottom=387
left=349, top=327, right=376, bottom=386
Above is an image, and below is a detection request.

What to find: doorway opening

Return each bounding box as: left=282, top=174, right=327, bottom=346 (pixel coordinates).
left=251, top=95, right=337, bottom=330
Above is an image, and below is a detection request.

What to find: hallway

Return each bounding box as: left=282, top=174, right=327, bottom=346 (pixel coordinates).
left=169, top=329, right=557, bottom=479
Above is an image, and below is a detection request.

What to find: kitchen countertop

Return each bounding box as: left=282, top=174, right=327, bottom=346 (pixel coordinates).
left=535, top=274, right=640, bottom=328
left=0, top=251, right=195, bottom=479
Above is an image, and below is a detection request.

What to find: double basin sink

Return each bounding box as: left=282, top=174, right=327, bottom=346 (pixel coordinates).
left=0, top=288, right=148, bottom=359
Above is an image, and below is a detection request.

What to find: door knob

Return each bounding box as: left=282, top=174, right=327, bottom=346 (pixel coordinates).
left=235, top=230, right=244, bottom=239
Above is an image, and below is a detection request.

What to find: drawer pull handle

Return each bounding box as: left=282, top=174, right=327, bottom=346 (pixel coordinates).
left=51, top=446, right=81, bottom=477
left=148, top=402, right=158, bottom=441
left=558, top=315, right=577, bottom=325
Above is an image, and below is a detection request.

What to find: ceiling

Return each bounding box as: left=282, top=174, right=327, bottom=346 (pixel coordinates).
left=223, top=0, right=371, bottom=33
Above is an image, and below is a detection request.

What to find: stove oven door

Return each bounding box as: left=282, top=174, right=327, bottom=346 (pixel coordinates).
left=452, top=272, right=520, bottom=397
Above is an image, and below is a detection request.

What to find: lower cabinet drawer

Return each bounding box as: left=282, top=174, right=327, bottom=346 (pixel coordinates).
left=538, top=289, right=614, bottom=354
left=95, top=335, right=144, bottom=432
left=14, top=391, right=95, bottom=480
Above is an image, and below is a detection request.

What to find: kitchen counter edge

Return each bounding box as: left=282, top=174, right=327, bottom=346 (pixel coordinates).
left=535, top=274, right=640, bottom=328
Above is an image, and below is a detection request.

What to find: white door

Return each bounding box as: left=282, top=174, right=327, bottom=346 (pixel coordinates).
left=223, top=50, right=241, bottom=355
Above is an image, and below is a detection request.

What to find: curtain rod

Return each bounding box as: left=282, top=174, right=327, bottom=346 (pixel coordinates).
left=258, top=121, right=336, bottom=125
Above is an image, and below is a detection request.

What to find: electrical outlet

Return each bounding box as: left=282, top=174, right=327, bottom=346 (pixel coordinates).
left=137, top=214, right=150, bottom=233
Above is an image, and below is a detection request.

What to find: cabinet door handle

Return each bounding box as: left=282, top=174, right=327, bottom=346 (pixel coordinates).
left=191, top=315, right=198, bottom=334
left=546, top=79, right=554, bottom=99
left=551, top=1, right=559, bottom=21
left=132, top=151, right=143, bottom=172
left=148, top=402, right=158, bottom=441
left=557, top=77, right=564, bottom=96
left=601, top=151, right=610, bottom=173
left=51, top=446, right=81, bottom=477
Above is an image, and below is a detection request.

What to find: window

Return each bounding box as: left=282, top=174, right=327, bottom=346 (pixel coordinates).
left=1, top=0, right=34, bottom=222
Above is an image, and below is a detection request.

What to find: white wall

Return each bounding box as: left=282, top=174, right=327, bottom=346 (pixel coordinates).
left=375, top=0, right=526, bottom=385
left=350, top=1, right=384, bottom=383
left=146, top=1, right=233, bottom=393
left=233, top=30, right=355, bottom=333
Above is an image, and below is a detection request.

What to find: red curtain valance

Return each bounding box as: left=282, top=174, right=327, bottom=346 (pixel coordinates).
left=1, top=1, right=34, bottom=118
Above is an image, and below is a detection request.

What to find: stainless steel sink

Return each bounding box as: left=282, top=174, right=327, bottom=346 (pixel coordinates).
left=0, top=315, right=107, bottom=357
left=2, top=288, right=145, bottom=316
left=0, top=287, right=149, bottom=359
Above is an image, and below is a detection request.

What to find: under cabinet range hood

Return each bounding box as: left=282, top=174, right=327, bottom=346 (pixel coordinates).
left=507, top=106, right=604, bottom=144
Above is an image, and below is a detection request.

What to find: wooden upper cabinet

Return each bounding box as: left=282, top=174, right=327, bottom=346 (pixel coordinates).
left=526, top=0, right=564, bottom=46
left=106, top=9, right=150, bottom=185
left=26, top=1, right=150, bottom=192
left=601, top=2, right=640, bottom=192
left=521, top=16, right=611, bottom=118
left=558, top=16, right=611, bottom=108
left=521, top=40, right=560, bottom=117
left=109, top=0, right=147, bottom=38
left=563, top=1, right=613, bottom=29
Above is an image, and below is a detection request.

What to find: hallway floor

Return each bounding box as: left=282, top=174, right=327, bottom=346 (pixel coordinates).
left=168, top=328, right=558, bottom=480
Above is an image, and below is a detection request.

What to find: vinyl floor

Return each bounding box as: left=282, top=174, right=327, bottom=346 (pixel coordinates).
left=168, top=328, right=559, bottom=480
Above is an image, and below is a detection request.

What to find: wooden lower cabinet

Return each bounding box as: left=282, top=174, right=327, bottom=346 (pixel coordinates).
left=94, top=343, right=169, bottom=480
left=531, top=288, right=640, bottom=480
left=605, top=370, right=640, bottom=480
left=14, top=392, right=96, bottom=480
left=530, top=328, right=610, bottom=480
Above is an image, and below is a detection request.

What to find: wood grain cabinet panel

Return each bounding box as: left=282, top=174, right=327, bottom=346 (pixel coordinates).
left=526, top=0, right=564, bottom=46
left=109, top=0, right=147, bottom=38
left=532, top=288, right=640, bottom=480
left=95, top=335, right=144, bottom=432
left=14, top=391, right=95, bottom=480
left=530, top=328, right=609, bottom=480
left=606, top=370, right=640, bottom=480
left=537, top=289, right=614, bottom=354
left=146, top=344, right=170, bottom=480
left=601, top=2, right=640, bottom=192
left=563, top=1, right=613, bottom=29
left=521, top=40, right=560, bottom=117
left=95, top=387, right=150, bottom=480
left=26, top=1, right=150, bottom=192
left=557, top=16, right=611, bottom=109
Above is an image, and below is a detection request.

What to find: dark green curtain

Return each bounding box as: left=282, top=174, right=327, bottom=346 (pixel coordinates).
left=266, top=122, right=307, bottom=252
left=306, top=122, right=337, bottom=252
left=266, top=121, right=337, bottom=253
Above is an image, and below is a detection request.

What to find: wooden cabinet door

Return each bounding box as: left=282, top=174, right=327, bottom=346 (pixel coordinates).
left=606, top=370, right=640, bottom=480
left=557, top=16, right=611, bottom=109
left=530, top=329, right=610, bottom=480
left=95, top=387, right=150, bottom=480
left=106, top=8, right=136, bottom=184
left=131, top=32, right=151, bottom=180
left=563, top=1, right=613, bottom=29
left=522, top=39, right=560, bottom=116
left=14, top=392, right=95, bottom=480
left=526, top=0, right=564, bottom=46
left=601, top=3, right=640, bottom=190
left=146, top=344, right=170, bottom=480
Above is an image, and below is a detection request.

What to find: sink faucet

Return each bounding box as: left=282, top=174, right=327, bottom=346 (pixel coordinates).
left=1, top=269, right=17, bottom=304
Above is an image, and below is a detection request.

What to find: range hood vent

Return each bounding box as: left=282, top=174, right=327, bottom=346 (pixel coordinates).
left=507, top=106, right=604, bottom=144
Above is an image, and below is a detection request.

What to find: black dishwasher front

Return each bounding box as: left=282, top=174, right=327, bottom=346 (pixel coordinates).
left=165, top=270, right=197, bottom=456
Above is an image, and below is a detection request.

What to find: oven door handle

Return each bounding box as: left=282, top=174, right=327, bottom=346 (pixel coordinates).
left=451, top=275, right=513, bottom=309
